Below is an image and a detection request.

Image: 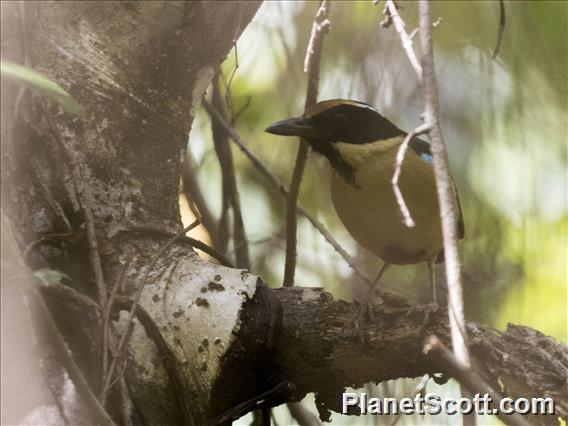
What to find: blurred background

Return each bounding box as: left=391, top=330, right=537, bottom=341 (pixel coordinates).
left=181, top=1, right=567, bottom=424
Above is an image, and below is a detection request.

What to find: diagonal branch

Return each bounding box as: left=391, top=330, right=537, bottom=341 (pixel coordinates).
left=391, top=123, right=431, bottom=228
left=423, top=335, right=529, bottom=426
left=383, top=0, right=423, bottom=80
left=283, top=0, right=331, bottom=287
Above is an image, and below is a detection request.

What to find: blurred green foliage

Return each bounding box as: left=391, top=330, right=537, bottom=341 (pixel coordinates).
left=186, top=2, right=566, bottom=422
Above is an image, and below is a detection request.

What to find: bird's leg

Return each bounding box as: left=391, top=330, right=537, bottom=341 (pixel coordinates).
left=349, top=262, right=390, bottom=342
left=410, top=256, right=440, bottom=330
left=406, top=256, right=440, bottom=327
left=361, top=262, right=390, bottom=322
left=427, top=256, right=438, bottom=307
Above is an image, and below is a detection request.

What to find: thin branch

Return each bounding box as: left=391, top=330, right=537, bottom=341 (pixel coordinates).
left=119, top=376, right=133, bottom=426
left=38, top=279, right=190, bottom=424
left=181, top=152, right=220, bottom=248
left=83, top=205, right=109, bottom=307
left=30, top=168, right=73, bottom=234
left=418, top=1, right=472, bottom=420
left=101, top=250, right=134, bottom=396
left=391, top=123, right=431, bottom=228
left=101, top=220, right=200, bottom=404
left=492, top=0, right=506, bottom=59
left=183, top=235, right=234, bottom=268
left=210, top=74, right=250, bottom=268
left=110, top=299, right=196, bottom=425
left=44, top=112, right=108, bottom=309
left=230, top=96, right=252, bottom=126
left=39, top=281, right=101, bottom=318
left=202, top=99, right=371, bottom=286
left=118, top=225, right=234, bottom=268
left=423, top=335, right=530, bottom=426
left=407, top=16, right=442, bottom=41
left=384, top=0, right=423, bottom=80
left=32, top=283, right=114, bottom=425
left=284, top=0, right=331, bottom=287
left=224, top=40, right=239, bottom=116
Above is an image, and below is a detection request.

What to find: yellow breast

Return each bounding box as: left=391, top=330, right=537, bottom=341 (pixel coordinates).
left=330, top=138, right=443, bottom=265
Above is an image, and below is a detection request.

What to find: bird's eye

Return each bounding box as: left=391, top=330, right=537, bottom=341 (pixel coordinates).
left=332, top=113, right=348, bottom=128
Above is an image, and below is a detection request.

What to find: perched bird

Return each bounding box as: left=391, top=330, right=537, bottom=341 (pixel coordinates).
left=266, top=99, right=464, bottom=321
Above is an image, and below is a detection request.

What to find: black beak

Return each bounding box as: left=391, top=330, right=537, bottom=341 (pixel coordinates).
left=265, top=117, right=327, bottom=139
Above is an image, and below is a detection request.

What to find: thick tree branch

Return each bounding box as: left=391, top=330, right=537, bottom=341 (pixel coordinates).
left=223, top=286, right=566, bottom=424
left=423, top=335, right=529, bottom=426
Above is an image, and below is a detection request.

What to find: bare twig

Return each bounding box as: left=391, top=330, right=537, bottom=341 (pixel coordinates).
left=101, top=250, right=134, bottom=395
left=224, top=40, right=239, bottom=115
left=213, top=77, right=232, bottom=255
left=391, top=122, right=431, bottom=228
left=492, top=0, right=506, bottom=59
left=423, top=336, right=530, bottom=426
left=119, top=376, right=133, bottom=426
left=101, top=220, right=200, bottom=403
left=83, top=206, right=109, bottom=308
left=407, top=16, right=442, bottom=41
left=418, top=1, right=471, bottom=421
left=111, top=295, right=191, bottom=423
left=30, top=168, right=73, bottom=234
left=181, top=152, right=219, bottom=248
left=39, top=282, right=101, bottom=321
left=183, top=235, right=234, bottom=267
left=284, top=0, right=331, bottom=288
left=202, top=99, right=371, bottom=286
left=32, top=283, right=114, bottom=425
left=210, top=74, right=250, bottom=268
left=118, top=225, right=234, bottom=268
left=44, top=112, right=108, bottom=309
left=230, top=96, right=252, bottom=126
left=384, top=0, right=423, bottom=80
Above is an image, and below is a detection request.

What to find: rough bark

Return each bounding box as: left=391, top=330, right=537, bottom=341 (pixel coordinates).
left=1, top=1, right=261, bottom=424
left=1, top=2, right=566, bottom=426
left=267, top=287, right=567, bottom=424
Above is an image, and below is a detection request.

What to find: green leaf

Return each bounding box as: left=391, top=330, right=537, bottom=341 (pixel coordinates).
left=1, top=61, right=82, bottom=115
left=33, top=268, right=71, bottom=287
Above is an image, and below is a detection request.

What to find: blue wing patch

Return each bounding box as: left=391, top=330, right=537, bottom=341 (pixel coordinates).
left=409, top=137, right=433, bottom=163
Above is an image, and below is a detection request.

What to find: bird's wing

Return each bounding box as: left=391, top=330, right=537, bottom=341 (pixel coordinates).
left=409, top=137, right=465, bottom=240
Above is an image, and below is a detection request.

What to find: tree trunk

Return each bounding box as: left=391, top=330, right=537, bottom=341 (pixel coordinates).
left=2, top=2, right=261, bottom=424
left=1, top=1, right=566, bottom=425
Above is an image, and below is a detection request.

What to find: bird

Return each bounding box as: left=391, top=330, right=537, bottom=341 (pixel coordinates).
left=265, top=99, right=464, bottom=326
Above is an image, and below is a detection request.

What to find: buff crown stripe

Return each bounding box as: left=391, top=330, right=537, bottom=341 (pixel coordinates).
left=304, top=99, right=378, bottom=118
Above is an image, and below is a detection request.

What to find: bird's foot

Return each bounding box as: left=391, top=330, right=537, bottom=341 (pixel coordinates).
left=406, top=301, right=439, bottom=331
left=343, top=300, right=379, bottom=344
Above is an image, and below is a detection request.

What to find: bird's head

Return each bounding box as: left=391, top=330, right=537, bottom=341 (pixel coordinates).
left=265, top=99, right=405, bottom=185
